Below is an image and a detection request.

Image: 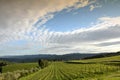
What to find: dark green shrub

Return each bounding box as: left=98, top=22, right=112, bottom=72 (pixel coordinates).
left=0, top=66, right=2, bottom=73
left=38, top=59, right=48, bottom=68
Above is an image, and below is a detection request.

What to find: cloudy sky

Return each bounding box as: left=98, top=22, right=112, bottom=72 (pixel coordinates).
left=0, top=0, right=120, bottom=56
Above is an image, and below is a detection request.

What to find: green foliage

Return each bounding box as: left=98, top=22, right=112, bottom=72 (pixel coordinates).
left=2, top=63, right=38, bottom=73
left=72, top=55, right=120, bottom=63
left=38, top=59, right=49, bottom=68
left=0, top=61, right=10, bottom=73
left=0, top=56, right=120, bottom=80
left=20, top=61, right=120, bottom=80
left=0, top=66, right=2, bottom=73
left=0, top=67, right=39, bottom=80
left=0, top=62, right=7, bottom=66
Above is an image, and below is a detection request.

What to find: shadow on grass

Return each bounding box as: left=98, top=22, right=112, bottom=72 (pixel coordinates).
left=65, top=60, right=120, bottom=66
left=101, top=60, right=120, bottom=66
left=64, top=62, right=96, bottom=64
left=104, top=62, right=120, bottom=66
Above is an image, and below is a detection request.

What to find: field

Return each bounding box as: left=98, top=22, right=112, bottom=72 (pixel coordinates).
left=2, top=63, right=38, bottom=73
left=72, top=55, right=120, bottom=63
left=0, top=62, right=39, bottom=80
left=19, top=55, right=120, bottom=80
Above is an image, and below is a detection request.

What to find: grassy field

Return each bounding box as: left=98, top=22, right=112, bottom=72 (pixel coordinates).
left=20, top=56, right=120, bottom=80
left=2, top=63, right=38, bottom=73
left=72, top=55, right=120, bottom=63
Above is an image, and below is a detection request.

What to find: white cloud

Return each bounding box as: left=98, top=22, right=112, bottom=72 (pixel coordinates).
left=1, top=16, right=120, bottom=55
left=0, top=0, right=96, bottom=55
left=90, top=5, right=95, bottom=11
left=0, top=0, right=94, bottom=44
left=0, top=0, right=120, bottom=55
left=37, top=17, right=120, bottom=54
left=89, top=2, right=102, bottom=11
left=47, top=17, right=120, bottom=44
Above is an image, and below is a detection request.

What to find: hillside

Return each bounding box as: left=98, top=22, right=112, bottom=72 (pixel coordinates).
left=0, top=51, right=120, bottom=63
left=0, top=53, right=96, bottom=62
left=72, top=55, right=120, bottom=63
left=20, top=55, right=120, bottom=80
left=2, top=63, right=38, bottom=73
left=83, top=51, right=120, bottom=59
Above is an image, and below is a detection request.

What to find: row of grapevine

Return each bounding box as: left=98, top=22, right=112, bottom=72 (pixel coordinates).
left=0, top=67, right=40, bottom=80
left=20, top=62, right=120, bottom=80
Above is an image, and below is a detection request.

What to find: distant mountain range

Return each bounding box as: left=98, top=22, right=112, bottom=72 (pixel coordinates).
left=0, top=51, right=120, bottom=63
left=83, top=51, right=120, bottom=59
left=0, top=53, right=96, bottom=62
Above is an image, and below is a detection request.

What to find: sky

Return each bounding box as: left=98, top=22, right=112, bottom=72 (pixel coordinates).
left=0, top=0, right=120, bottom=56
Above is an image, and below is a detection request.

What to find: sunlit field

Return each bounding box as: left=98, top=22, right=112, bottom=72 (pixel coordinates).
left=20, top=56, right=120, bottom=80
left=2, top=63, right=38, bottom=73
left=0, top=63, right=39, bottom=80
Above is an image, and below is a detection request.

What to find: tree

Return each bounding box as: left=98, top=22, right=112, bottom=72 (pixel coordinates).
left=38, top=59, right=48, bottom=69
left=0, top=62, right=7, bottom=73
left=0, top=66, right=2, bottom=73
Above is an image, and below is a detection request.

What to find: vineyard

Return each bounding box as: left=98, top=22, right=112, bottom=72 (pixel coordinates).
left=20, top=56, right=120, bottom=80
left=0, top=63, right=39, bottom=80
left=2, top=63, right=38, bottom=73
left=0, top=55, right=119, bottom=80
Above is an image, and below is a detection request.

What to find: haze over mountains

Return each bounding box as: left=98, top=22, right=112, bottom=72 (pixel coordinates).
left=0, top=51, right=119, bottom=63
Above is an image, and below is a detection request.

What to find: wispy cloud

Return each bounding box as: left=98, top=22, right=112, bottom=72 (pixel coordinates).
left=0, top=0, right=94, bottom=44
left=0, top=0, right=96, bottom=55
left=37, top=17, right=120, bottom=54
left=0, top=0, right=120, bottom=55
left=89, top=3, right=102, bottom=11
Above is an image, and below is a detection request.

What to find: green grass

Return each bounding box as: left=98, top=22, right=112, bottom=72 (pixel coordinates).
left=0, top=55, right=119, bottom=80
left=2, top=63, right=38, bottom=73
left=72, top=55, right=120, bottom=63
left=20, top=61, right=120, bottom=80
left=0, top=60, right=12, bottom=65
left=101, top=71, right=120, bottom=80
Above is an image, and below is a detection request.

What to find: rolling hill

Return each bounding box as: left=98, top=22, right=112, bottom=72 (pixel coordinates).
left=0, top=53, right=96, bottom=62
left=19, top=55, right=120, bottom=80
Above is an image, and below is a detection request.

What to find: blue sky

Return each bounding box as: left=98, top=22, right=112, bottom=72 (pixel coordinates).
left=41, top=0, right=120, bottom=32
left=0, top=0, right=120, bottom=56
